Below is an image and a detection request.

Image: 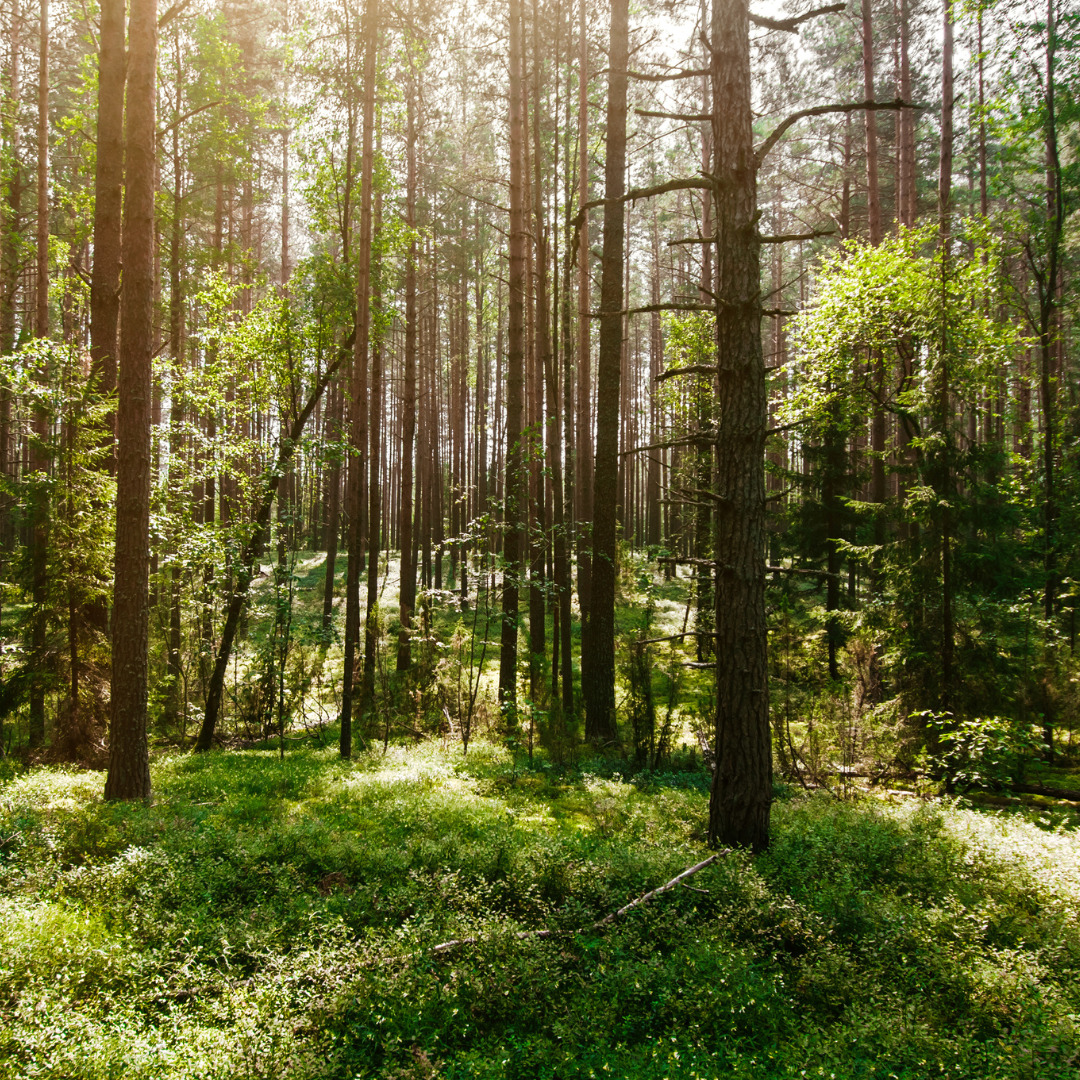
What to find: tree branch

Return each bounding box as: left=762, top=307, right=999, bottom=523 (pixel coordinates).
left=572, top=176, right=715, bottom=233
left=755, top=99, right=923, bottom=166
left=626, top=66, right=709, bottom=82
left=158, top=0, right=194, bottom=29
left=657, top=363, right=718, bottom=382
left=635, top=108, right=712, bottom=122
left=158, top=100, right=223, bottom=139
left=759, top=228, right=836, bottom=243
left=749, top=4, right=845, bottom=33
left=621, top=433, right=716, bottom=457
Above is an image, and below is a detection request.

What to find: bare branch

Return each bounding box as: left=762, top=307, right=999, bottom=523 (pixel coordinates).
left=572, top=176, right=715, bottom=234
left=657, top=363, right=718, bottom=382
left=158, top=100, right=222, bottom=139
left=159, top=0, right=194, bottom=29
left=627, top=66, right=710, bottom=82
left=759, top=228, right=836, bottom=243
left=755, top=98, right=923, bottom=166
left=433, top=853, right=729, bottom=954
left=749, top=4, right=845, bottom=33
left=635, top=108, right=712, bottom=122
left=621, top=433, right=716, bottom=457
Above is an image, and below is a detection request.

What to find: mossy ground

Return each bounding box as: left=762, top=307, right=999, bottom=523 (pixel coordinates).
left=1, top=740, right=1078, bottom=1079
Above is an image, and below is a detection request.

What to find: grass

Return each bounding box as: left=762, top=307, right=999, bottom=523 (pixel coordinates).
left=1, top=740, right=1079, bottom=1079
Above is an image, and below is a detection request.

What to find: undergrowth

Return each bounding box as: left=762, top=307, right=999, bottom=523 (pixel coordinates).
left=0, top=742, right=1078, bottom=1079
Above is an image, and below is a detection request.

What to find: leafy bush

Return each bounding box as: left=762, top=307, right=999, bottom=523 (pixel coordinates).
left=927, top=713, right=1047, bottom=790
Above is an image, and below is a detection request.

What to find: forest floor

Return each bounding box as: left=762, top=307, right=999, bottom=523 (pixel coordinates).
left=1, top=739, right=1079, bottom=1079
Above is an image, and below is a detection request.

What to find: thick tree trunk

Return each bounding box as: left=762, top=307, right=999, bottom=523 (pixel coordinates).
left=583, top=0, right=627, bottom=745
left=707, top=0, right=771, bottom=852
left=0, top=1, right=20, bottom=575
left=106, top=0, right=157, bottom=800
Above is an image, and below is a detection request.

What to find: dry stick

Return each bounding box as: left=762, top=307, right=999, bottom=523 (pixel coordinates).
left=432, top=851, right=729, bottom=954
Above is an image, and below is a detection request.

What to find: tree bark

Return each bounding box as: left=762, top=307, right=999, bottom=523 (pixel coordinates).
left=574, top=0, right=592, bottom=617
left=707, top=0, right=771, bottom=852
left=498, top=0, right=527, bottom=717
left=583, top=0, right=627, bottom=744
left=106, top=0, right=157, bottom=800
left=28, top=0, right=49, bottom=751
left=89, top=0, right=124, bottom=432
left=397, top=60, right=418, bottom=671
left=340, top=0, right=378, bottom=758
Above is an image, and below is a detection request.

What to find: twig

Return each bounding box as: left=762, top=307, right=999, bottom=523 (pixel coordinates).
left=432, top=852, right=729, bottom=954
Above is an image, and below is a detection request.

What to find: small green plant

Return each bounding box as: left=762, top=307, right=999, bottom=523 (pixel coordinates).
left=926, top=712, right=1047, bottom=791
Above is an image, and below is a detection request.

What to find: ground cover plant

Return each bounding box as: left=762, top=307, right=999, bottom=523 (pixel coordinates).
left=1, top=741, right=1078, bottom=1080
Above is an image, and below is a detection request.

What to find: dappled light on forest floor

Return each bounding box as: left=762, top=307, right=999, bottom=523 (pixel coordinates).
left=2, top=743, right=1078, bottom=1078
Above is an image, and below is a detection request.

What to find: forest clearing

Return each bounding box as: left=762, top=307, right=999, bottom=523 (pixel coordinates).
left=0, top=0, right=1078, bottom=1074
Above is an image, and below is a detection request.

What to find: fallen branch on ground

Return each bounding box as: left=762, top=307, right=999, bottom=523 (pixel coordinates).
left=432, top=852, right=729, bottom=954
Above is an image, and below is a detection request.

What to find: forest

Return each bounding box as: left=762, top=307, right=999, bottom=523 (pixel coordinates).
left=0, top=0, right=1078, bottom=1076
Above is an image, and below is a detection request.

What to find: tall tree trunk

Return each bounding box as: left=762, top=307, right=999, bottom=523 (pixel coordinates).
left=397, top=64, right=418, bottom=671
left=646, top=215, right=661, bottom=549
left=0, top=0, right=20, bottom=576
left=583, top=0, right=627, bottom=745
left=498, top=0, right=527, bottom=716
left=574, top=0, right=592, bottom=616
left=28, top=0, right=48, bottom=751
left=936, top=0, right=955, bottom=711
left=361, top=162, right=384, bottom=716
left=90, top=0, right=124, bottom=434
left=1037, top=0, right=1062, bottom=761
left=707, top=0, right=771, bottom=852
left=340, top=0, right=378, bottom=757
left=528, top=6, right=547, bottom=692
left=165, top=95, right=184, bottom=732
left=897, top=0, right=917, bottom=228
left=106, top=0, right=157, bottom=800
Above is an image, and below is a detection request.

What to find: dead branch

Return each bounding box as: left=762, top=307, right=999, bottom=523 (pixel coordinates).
left=432, top=853, right=728, bottom=955
left=625, top=66, right=710, bottom=82
left=755, top=99, right=923, bottom=166
left=759, top=228, right=836, bottom=243
left=572, top=176, right=715, bottom=234
left=636, top=108, right=712, bottom=122
left=749, top=4, right=845, bottom=33
left=657, top=363, right=718, bottom=382
left=620, top=433, right=716, bottom=457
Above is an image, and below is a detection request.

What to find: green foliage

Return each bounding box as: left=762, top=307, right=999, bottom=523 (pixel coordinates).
left=927, top=713, right=1048, bottom=791
left=2, top=744, right=1079, bottom=1078
left=783, top=225, right=1019, bottom=438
